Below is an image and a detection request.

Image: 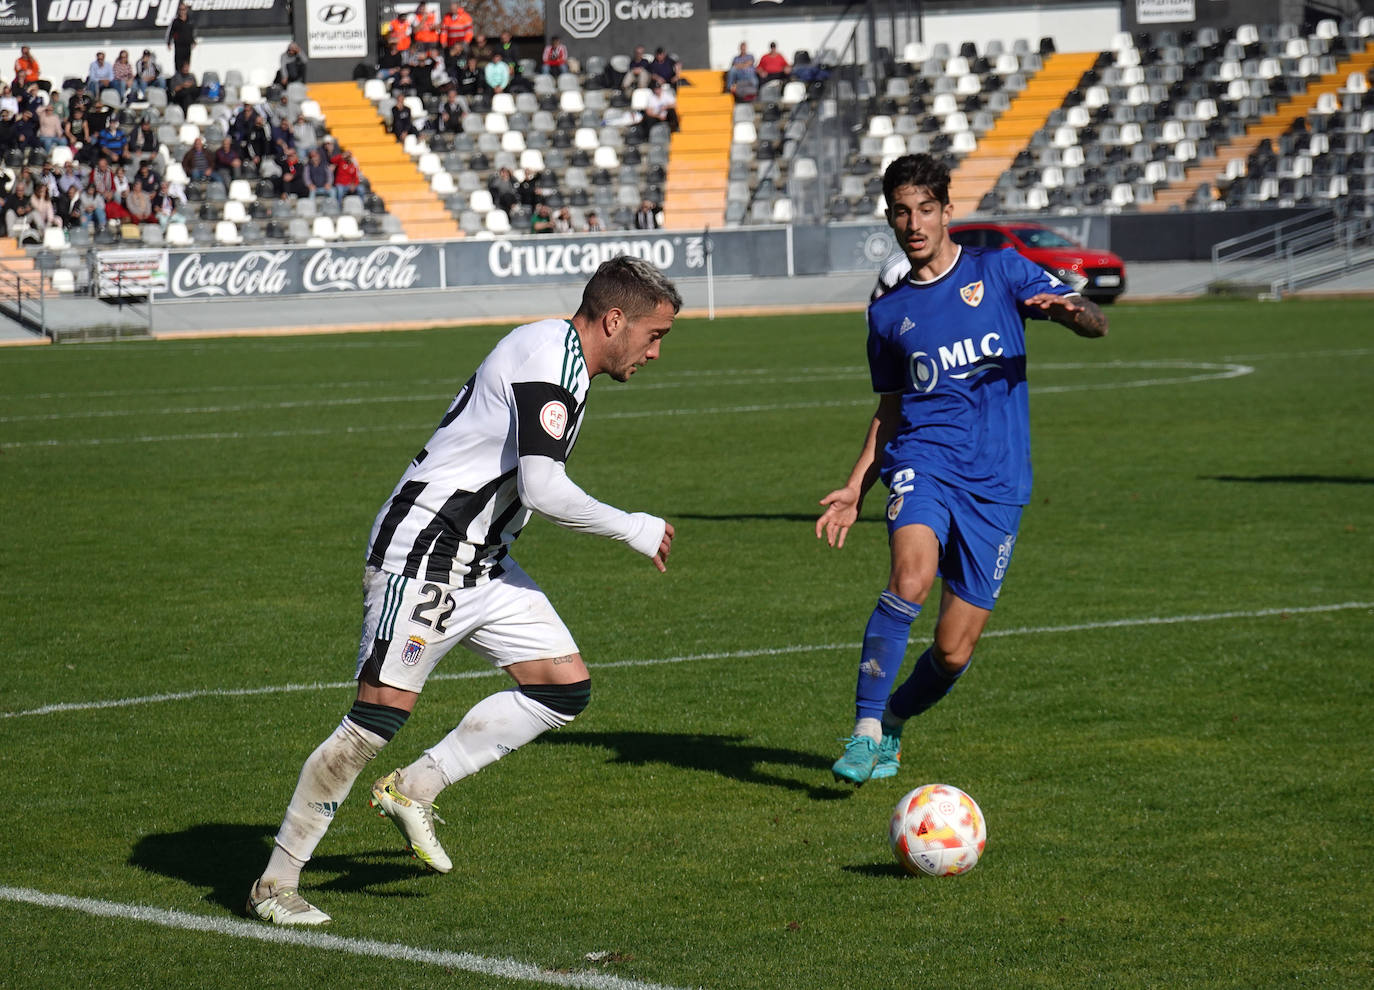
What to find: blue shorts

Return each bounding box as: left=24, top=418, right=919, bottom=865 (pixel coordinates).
left=883, top=469, right=1023, bottom=610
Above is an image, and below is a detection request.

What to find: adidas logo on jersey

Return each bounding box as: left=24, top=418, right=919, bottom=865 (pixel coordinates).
left=898, top=316, right=916, bottom=334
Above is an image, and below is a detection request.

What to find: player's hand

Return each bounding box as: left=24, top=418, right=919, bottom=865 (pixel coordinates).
left=651, top=521, right=674, bottom=573
left=816, top=488, right=860, bottom=549
left=1022, top=292, right=1082, bottom=313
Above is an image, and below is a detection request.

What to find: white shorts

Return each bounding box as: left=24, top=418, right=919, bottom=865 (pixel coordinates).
left=354, top=562, right=579, bottom=693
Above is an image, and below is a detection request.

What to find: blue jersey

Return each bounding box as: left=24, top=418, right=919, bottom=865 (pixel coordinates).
left=866, top=245, right=1075, bottom=506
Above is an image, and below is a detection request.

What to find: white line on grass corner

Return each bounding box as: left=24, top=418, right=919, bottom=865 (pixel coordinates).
left=0, top=886, right=696, bottom=990
left=3, top=602, right=1367, bottom=721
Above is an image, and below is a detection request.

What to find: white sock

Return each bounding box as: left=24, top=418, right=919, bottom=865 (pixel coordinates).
left=267, top=717, right=387, bottom=881
left=425, top=689, right=571, bottom=788
left=854, top=716, right=882, bottom=742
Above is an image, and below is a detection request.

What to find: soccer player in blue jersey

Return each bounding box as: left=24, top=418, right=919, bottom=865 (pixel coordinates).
left=816, top=154, right=1108, bottom=786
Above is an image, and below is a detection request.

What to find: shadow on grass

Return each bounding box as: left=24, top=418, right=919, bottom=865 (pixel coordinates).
left=1203, top=474, right=1374, bottom=485
left=842, top=862, right=911, bottom=880
left=544, top=730, right=853, bottom=801
left=129, top=824, right=435, bottom=914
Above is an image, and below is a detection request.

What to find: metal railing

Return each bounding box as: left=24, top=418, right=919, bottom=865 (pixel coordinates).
left=1209, top=206, right=1374, bottom=296
left=0, top=264, right=49, bottom=338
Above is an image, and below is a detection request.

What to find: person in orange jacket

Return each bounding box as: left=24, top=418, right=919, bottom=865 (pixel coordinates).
left=441, top=2, right=474, bottom=49
left=384, top=12, right=412, bottom=52
left=412, top=3, right=440, bottom=50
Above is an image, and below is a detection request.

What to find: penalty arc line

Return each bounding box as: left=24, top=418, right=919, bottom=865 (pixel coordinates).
left=0, top=886, right=693, bottom=990
left=3, top=601, right=1368, bottom=721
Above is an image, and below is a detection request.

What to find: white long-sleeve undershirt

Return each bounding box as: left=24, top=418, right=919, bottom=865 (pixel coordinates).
left=517, top=453, right=665, bottom=558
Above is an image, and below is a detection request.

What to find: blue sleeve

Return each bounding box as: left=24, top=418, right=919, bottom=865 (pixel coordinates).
left=1003, top=250, right=1076, bottom=320
left=866, top=308, right=902, bottom=394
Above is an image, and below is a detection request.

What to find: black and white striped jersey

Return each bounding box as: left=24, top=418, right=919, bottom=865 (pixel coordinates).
left=365, top=318, right=590, bottom=586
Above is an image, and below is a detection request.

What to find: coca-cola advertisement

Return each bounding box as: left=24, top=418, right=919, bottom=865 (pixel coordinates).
left=161, top=244, right=441, bottom=299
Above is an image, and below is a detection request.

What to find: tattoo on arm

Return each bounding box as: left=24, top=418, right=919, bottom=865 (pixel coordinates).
left=1066, top=299, right=1109, bottom=338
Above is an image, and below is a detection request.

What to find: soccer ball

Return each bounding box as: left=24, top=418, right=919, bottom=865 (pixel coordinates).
left=889, top=783, right=986, bottom=877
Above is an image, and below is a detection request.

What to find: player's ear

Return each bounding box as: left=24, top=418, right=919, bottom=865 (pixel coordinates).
left=603, top=307, right=624, bottom=336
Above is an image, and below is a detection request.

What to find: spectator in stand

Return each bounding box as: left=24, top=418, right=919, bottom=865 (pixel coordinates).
left=377, top=36, right=404, bottom=83
left=641, top=78, right=679, bottom=134
left=182, top=136, right=214, bottom=181
left=0, top=83, right=17, bottom=117
left=77, top=181, right=106, bottom=231
left=270, top=113, right=296, bottom=160
left=95, top=115, right=131, bottom=165
left=57, top=181, right=83, bottom=229
left=132, top=160, right=160, bottom=194
left=30, top=183, right=61, bottom=232
left=437, top=87, right=468, bottom=131
left=280, top=148, right=308, bottom=198
left=725, top=42, right=756, bottom=94
left=498, top=32, right=528, bottom=91
left=541, top=36, right=570, bottom=77
left=277, top=42, right=308, bottom=87
left=34, top=161, right=59, bottom=197
left=9, top=106, right=38, bottom=157
left=488, top=166, right=519, bottom=211
left=166, top=3, right=196, bottom=71
left=585, top=209, right=605, bottom=232
left=3, top=175, right=35, bottom=243
left=238, top=111, right=273, bottom=171
left=214, top=136, right=244, bottom=187
left=303, top=147, right=331, bottom=201
left=90, top=157, right=127, bottom=219
left=86, top=51, right=116, bottom=98
left=470, top=34, right=495, bottom=67
left=530, top=202, right=554, bottom=233
left=128, top=116, right=160, bottom=160
left=153, top=180, right=187, bottom=229
left=634, top=198, right=661, bottom=229
left=484, top=51, right=512, bottom=95
left=292, top=112, right=317, bottom=154
left=36, top=104, right=65, bottom=153
left=757, top=41, right=790, bottom=83
left=14, top=46, right=40, bottom=91
left=125, top=181, right=154, bottom=223
left=455, top=55, right=481, bottom=96
left=134, top=50, right=163, bottom=100
left=622, top=45, right=653, bottom=91
left=553, top=206, right=574, bottom=233
left=389, top=97, right=417, bottom=138
left=330, top=147, right=361, bottom=202
left=168, top=63, right=199, bottom=112
left=441, top=2, right=474, bottom=49
left=649, top=48, right=681, bottom=88
left=112, top=50, right=135, bottom=103
left=65, top=106, right=94, bottom=163
left=58, top=161, right=86, bottom=197
left=412, top=3, right=441, bottom=51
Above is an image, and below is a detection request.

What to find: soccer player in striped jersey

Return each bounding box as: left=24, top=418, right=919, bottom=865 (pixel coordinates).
left=248, top=257, right=680, bottom=925
left=817, top=154, right=1108, bottom=786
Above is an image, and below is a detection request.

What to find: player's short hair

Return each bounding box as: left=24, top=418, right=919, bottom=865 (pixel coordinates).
left=576, top=256, right=682, bottom=322
left=883, top=154, right=952, bottom=207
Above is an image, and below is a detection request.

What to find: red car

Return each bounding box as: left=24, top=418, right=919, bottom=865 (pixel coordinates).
left=949, top=222, right=1127, bottom=302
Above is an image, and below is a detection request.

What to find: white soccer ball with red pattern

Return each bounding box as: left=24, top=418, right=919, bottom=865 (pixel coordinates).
left=889, top=783, right=986, bottom=877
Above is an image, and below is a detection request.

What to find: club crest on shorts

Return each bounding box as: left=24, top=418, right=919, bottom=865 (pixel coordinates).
left=887, top=494, right=904, bottom=521
left=539, top=400, right=568, bottom=440
left=401, top=635, right=427, bottom=666
left=959, top=280, right=985, bottom=307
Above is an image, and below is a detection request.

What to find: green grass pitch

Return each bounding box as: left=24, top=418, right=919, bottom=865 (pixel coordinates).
left=1, top=298, right=1371, bottom=989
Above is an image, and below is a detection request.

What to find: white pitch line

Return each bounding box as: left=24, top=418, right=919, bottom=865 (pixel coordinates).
left=3, top=602, right=1367, bottom=721
left=0, top=887, right=692, bottom=990
left=0, top=362, right=1256, bottom=449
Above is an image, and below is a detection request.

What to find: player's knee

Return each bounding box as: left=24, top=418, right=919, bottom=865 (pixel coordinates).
left=888, top=571, right=933, bottom=604
left=519, top=678, right=591, bottom=721
left=932, top=641, right=974, bottom=675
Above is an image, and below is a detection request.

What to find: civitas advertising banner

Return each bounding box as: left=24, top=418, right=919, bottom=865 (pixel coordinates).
left=545, top=0, right=708, bottom=72
left=13, top=0, right=290, bottom=37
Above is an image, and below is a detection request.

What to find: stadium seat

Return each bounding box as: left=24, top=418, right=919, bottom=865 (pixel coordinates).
left=50, top=268, right=75, bottom=293
left=311, top=216, right=337, bottom=241
left=363, top=78, right=387, bottom=102
left=228, top=179, right=256, bottom=203
left=214, top=220, right=243, bottom=244
left=417, top=152, right=442, bottom=176
left=431, top=171, right=456, bottom=194
left=484, top=210, right=511, bottom=234
left=42, top=227, right=67, bottom=251
left=222, top=200, right=248, bottom=224
left=335, top=215, right=363, bottom=240
left=166, top=222, right=193, bottom=246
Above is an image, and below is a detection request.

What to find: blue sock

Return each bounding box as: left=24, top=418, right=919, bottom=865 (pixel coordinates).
left=854, top=591, right=922, bottom=722
left=887, top=647, right=969, bottom=721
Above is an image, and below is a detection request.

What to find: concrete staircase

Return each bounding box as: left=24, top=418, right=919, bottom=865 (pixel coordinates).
left=663, top=70, right=734, bottom=231
left=307, top=80, right=461, bottom=240
left=949, top=51, right=1100, bottom=218
left=1145, top=41, right=1374, bottom=212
